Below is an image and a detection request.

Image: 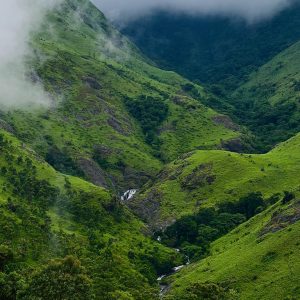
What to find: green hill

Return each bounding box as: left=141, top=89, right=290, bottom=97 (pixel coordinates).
left=122, top=3, right=300, bottom=91
left=0, top=0, right=299, bottom=299
left=0, top=128, right=184, bottom=299
left=122, top=5, right=300, bottom=151
left=2, top=0, right=242, bottom=193
left=130, top=134, right=300, bottom=230
left=231, top=41, right=300, bottom=150
left=164, top=196, right=300, bottom=299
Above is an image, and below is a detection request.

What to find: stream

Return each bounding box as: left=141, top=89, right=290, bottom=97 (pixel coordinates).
left=157, top=246, right=190, bottom=298
left=120, top=190, right=190, bottom=298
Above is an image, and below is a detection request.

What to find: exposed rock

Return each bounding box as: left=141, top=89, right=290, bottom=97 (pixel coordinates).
left=181, top=162, right=216, bottom=190
left=221, top=138, right=247, bottom=153
left=77, top=158, right=108, bottom=187
left=107, top=116, right=129, bottom=135
left=93, top=144, right=114, bottom=157
left=0, top=119, right=15, bottom=134
left=123, top=167, right=151, bottom=189
left=260, top=201, right=300, bottom=236
left=83, top=76, right=102, bottom=90
left=212, top=115, right=240, bottom=131
left=128, top=189, right=163, bottom=230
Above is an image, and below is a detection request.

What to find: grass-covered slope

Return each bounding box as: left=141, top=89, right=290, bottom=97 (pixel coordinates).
left=2, top=0, right=242, bottom=193
left=0, top=128, right=183, bottom=299
left=123, top=6, right=300, bottom=151
left=130, top=134, right=300, bottom=229
left=231, top=41, right=300, bottom=150
left=164, top=196, right=300, bottom=300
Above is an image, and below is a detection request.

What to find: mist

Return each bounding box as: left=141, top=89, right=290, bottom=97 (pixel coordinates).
left=93, top=0, right=295, bottom=23
left=0, top=0, right=62, bottom=109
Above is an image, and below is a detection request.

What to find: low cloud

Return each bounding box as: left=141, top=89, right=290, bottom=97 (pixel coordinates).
left=93, top=0, right=295, bottom=23
left=0, top=0, right=62, bottom=109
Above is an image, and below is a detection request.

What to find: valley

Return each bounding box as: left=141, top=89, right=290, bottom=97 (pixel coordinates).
left=0, top=0, right=299, bottom=299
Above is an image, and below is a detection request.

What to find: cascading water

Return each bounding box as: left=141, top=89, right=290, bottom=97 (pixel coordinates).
left=157, top=247, right=190, bottom=297
left=121, top=189, right=137, bottom=201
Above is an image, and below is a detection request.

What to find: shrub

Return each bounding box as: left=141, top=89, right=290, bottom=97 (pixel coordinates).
left=282, top=191, right=295, bottom=204
left=125, top=95, right=168, bottom=147
left=22, top=256, right=94, bottom=300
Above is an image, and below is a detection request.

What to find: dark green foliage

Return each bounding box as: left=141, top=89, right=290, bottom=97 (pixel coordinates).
left=123, top=4, right=300, bottom=90
left=122, top=5, right=300, bottom=151
left=282, top=191, right=296, bottom=204
left=0, top=245, right=13, bottom=271
left=0, top=131, right=182, bottom=299
left=0, top=135, right=59, bottom=208
left=46, top=145, right=84, bottom=177
left=158, top=207, right=246, bottom=260
left=232, top=96, right=300, bottom=151
left=159, top=192, right=268, bottom=260
left=125, top=95, right=168, bottom=148
left=219, top=192, right=265, bottom=219
left=137, top=247, right=179, bottom=283
left=169, top=282, right=235, bottom=300
left=22, top=256, right=94, bottom=300
left=0, top=271, right=25, bottom=300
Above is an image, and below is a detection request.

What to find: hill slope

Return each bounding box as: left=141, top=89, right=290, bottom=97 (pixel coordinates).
left=230, top=41, right=300, bottom=150
left=0, top=128, right=184, bottom=299
left=122, top=2, right=300, bottom=90
left=164, top=196, right=300, bottom=299
left=1, top=0, right=243, bottom=194
left=129, top=134, right=300, bottom=229
left=122, top=4, right=300, bottom=151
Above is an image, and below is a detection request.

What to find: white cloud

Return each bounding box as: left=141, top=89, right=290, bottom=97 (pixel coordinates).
left=0, top=0, right=62, bottom=109
left=93, top=0, right=295, bottom=23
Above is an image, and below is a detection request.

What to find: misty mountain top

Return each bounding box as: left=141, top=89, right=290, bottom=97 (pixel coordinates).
left=94, top=0, right=297, bottom=23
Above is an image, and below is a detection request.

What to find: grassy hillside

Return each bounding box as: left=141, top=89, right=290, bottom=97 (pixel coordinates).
left=122, top=5, right=300, bottom=151
left=129, top=134, right=300, bottom=229
left=231, top=41, right=300, bottom=150
left=0, top=1, right=299, bottom=299
left=164, top=196, right=300, bottom=299
left=0, top=128, right=184, bottom=299
left=2, top=0, right=242, bottom=193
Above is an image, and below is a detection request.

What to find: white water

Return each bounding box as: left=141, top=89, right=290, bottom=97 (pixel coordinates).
left=121, top=189, right=137, bottom=201
left=157, top=248, right=190, bottom=297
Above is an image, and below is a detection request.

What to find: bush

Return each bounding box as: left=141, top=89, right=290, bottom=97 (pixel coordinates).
left=125, top=95, right=168, bottom=148
left=0, top=271, right=25, bottom=300
left=182, top=282, right=236, bottom=300
left=0, top=245, right=13, bottom=270
left=22, top=256, right=94, bottom=300
left=282, top=191, right=295, bottom=204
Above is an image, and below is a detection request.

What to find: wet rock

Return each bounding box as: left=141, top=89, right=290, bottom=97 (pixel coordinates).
left=128, top=189, right=163, bottom=230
